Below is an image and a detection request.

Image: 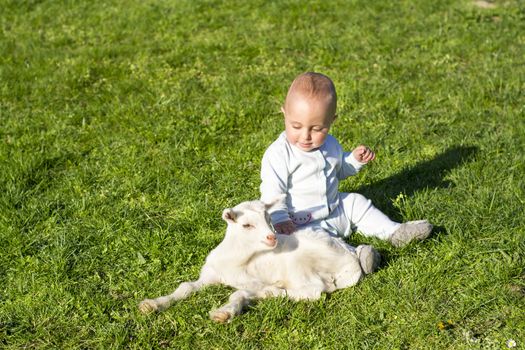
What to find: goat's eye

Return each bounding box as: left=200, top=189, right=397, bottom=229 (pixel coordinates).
left=243, top=224, right=254, bottom=229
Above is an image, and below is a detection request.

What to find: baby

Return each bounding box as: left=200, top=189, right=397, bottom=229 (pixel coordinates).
left=260, top=72, right=432, bottom=256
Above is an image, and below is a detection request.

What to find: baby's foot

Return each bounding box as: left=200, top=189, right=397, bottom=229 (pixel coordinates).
left=390, top=220, right=433, bottom=247
left=356, top=245, right=381, bottom=274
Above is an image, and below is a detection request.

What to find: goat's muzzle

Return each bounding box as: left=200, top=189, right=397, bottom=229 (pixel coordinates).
left=265, top=233, right=277, bottom=247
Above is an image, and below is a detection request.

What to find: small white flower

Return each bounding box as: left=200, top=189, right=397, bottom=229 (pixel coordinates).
left=506, top=339, right=517, bottom=348
left=463, top=330, right=479, bottom=344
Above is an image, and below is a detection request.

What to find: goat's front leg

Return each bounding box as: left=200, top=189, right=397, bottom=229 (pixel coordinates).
left=209, top=285, right=286, bottom=323
left=209, top=289, right=254, bottom=323
left=139, top=266, right=219, bottom=314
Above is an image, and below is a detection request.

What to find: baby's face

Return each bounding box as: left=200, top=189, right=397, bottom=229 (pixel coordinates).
left=283, top=95, right=335, bottom=152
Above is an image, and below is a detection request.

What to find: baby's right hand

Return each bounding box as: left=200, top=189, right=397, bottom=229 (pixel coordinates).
left=274, top=220, right=296, bottom=235
left=352, top=145, right=376, bottom=164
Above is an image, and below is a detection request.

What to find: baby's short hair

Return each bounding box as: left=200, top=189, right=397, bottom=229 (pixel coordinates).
left=285, top=72, right=337, bottom=110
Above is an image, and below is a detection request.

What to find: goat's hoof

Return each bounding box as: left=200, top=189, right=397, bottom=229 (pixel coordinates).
left=139, top=299, right=158, bottom=314
left=209, top=310, right=232, bottom=323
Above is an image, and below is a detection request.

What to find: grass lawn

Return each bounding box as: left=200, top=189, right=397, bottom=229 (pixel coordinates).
left=1, top=0, right=524, bottom=348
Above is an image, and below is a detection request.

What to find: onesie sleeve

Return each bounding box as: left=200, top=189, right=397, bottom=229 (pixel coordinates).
left=260, top=145, right=291, bottom=224
left=338, top=150, right=366, bottom=180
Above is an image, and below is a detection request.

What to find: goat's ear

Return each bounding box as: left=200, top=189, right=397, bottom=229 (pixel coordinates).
left=222, top=208, right=236, bottom=223
left=263, top=194, right=286, bottom=211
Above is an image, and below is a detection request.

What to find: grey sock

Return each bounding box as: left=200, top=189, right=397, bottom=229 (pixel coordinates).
left=390, top=220, right=433, bottom=247
left=356, top=245, right=381, bottom=274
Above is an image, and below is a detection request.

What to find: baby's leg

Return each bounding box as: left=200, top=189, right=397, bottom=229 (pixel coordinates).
left=339, top=192, right=400, bottom=240
left=339, top=193, right=432, bottom=246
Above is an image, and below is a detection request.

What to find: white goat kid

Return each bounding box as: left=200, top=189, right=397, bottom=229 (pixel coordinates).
left=139, top=199, right=371, bottom=323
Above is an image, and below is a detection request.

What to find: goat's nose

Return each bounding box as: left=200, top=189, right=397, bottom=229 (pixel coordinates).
left=266, top=234, right=276, bottom=241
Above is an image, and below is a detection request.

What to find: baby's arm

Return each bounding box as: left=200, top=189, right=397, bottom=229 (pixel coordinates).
left=260, top=146, right=293, bottom=229
left=339, top=145, right=375, bottom=179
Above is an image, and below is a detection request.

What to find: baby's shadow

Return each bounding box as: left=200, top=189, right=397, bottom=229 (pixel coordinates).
left=345, top=145, right=478, bottom=266
left=353, top=145, right=479, bottom=221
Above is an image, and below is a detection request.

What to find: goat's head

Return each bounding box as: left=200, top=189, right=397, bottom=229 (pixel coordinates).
left=222, top=198, right=281, bottom=249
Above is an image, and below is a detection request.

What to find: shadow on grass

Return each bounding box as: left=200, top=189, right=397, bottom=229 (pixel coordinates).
left=374, top=224, right=448, bottom=268
left=354, top=145, right=479, bottom=221
left=349, top=145, right=478, bottom=267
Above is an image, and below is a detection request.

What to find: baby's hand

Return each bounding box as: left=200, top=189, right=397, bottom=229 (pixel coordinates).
left=274, top=220, right=296, bottom=235
left=353, top=145, right=376, bottom=164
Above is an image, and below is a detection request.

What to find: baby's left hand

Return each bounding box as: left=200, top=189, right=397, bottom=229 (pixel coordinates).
left=353, top=145, right=376, bottom=163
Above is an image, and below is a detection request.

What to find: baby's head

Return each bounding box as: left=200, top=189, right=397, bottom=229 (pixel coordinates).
left=282, top=72, right=337, bottom=152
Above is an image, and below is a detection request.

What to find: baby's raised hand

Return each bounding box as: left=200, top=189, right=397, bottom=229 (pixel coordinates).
left=274, top=220, right=296, bottom=235
left=353, top=145, right=376, bottom=163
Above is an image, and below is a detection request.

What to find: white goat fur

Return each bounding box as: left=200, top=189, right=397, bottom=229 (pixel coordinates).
left=139, top=199, right=364, bottom=323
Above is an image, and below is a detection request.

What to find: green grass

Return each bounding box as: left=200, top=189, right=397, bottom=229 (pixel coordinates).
left=1, top=0, right=524, bottom=348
